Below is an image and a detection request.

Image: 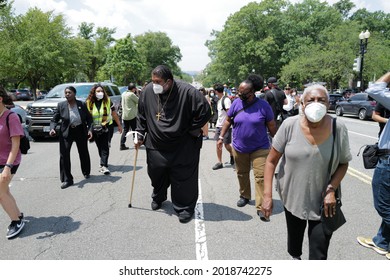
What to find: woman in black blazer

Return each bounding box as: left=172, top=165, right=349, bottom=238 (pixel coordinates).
left=50, top=86, right=93, bottom=189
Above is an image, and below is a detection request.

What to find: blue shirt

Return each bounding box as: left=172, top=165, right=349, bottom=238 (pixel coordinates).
left=366, top=82, right=390, bottom=149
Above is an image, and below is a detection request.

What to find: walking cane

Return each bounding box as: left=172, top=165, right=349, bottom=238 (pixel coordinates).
left=127, top=131, right=142, bottom=208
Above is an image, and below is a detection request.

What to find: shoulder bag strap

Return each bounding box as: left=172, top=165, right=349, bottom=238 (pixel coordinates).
left=325, top=117, right=340, bottom=196
left=232, top=98, right=257, bottom=120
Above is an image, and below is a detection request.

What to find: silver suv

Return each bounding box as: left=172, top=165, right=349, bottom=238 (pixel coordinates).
left=26, top=82, right=122, bottom=139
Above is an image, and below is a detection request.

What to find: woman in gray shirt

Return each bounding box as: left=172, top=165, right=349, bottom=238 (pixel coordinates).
left=262, top=84, right=352, bottom=260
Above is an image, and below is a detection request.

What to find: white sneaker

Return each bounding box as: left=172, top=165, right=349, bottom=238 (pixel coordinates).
left=100, top=166, right=110, bottom=175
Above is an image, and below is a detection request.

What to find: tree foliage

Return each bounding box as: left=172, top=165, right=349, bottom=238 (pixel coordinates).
left=204, top=0, right=390, bottom=90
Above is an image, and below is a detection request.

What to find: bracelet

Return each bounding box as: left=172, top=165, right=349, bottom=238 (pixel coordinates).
left=5, top=163, right=14, bottom=169
left=326, top=185, right=336, bottom=194
left=218, top=136, right=224, bottom=140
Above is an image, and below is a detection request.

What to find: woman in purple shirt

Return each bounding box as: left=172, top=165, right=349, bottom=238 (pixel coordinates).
left=218, top=75, right=276, bottom=221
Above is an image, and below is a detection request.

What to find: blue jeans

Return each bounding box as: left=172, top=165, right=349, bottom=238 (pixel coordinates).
left=372, top=156, right=390, bottom=251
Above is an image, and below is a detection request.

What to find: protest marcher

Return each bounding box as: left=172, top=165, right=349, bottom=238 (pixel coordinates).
left=135, top=65, right=211, bottom=223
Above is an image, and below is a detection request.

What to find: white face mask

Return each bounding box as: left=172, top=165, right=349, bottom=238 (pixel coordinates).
left=304, top=102, right=327, bottom=123
left=96, top=92, right=104, bottom=100
left=153, top=83, right=164, bottom=94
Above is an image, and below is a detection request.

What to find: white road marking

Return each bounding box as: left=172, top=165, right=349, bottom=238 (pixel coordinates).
left=348, top=130, right=377, bottom=140
left=195, top=179, right=208, bottom=260
left=347, top=167, right=372, bottom=185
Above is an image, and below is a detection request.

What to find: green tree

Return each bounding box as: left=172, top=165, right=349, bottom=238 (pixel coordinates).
left=0, top=7, right=74, bottom=97
left=134, top=31, right=182, bottom=81
left=102, top=34, right=144, bottom=85
left=77, top=22, right=116, bottom=82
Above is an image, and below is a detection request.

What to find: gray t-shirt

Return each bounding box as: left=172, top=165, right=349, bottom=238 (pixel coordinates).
left=273, top=116, right=352, bottom=220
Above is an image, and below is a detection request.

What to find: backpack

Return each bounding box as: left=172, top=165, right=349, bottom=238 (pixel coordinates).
left=6, top=112, right=30, bottom=154
left=221, top=96, right=228, bottom=111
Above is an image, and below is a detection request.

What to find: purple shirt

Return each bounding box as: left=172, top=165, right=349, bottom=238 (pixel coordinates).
left=228, top=98, right=274, bottom=153
left=0, top=111, right=24, bottom=165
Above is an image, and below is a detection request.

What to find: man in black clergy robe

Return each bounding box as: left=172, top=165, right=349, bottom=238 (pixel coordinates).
left=135, top=65, right=211, bottom=223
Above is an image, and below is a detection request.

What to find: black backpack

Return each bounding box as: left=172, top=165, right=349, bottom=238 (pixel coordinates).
left=6, top=112, right=30, bottom=154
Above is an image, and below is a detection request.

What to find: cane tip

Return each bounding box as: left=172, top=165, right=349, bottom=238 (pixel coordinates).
left=128, top=203, right=132, bottom=208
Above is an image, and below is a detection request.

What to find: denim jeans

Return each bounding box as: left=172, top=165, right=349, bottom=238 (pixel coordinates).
left=372, top=155, right=390, bottom=251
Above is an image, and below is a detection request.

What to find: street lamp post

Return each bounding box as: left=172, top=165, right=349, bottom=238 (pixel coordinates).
left=358, top=30, right=370, bottom=91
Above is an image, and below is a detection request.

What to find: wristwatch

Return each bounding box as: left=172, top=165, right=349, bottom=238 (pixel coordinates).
left=5, top=163, right=14, bottom=168
left=218, top=136, right=224, bottom=140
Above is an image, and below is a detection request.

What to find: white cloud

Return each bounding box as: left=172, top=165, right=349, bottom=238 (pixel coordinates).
left=12, top=0, right=390, bottom=71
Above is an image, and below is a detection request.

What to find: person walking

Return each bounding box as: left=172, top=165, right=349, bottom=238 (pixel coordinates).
left=263, top=84, right=352, bottom=260
left=120, top=83, right=139, bottom=150
left=135, top=65, right=211, bottom=223
left=0, top=86, right=25, bottom=239
left=218, top=75, right=276, bottom=220
left=372, top=101, right=390, bottom=139
left=49, top=86, right=93, bottom=189
left=212, top=83, right=233, bottom=170
left=264, top=77, right=287, bottom=129
left=199, top=87, right=211, bottom=140
left=357, top=71, right=390, bottom=260
left=86, top=84, right=122, bottom=175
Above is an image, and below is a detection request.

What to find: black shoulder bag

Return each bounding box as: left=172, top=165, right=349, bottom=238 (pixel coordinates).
left=357, top=143, right=390, bottom=169
left=6, top=112, right=30, bottom=154
left=320, top=118, right=346, bottom=235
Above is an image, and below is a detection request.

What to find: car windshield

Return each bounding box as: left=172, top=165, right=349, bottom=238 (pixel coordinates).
left=46, top=84, right=93, bottom=99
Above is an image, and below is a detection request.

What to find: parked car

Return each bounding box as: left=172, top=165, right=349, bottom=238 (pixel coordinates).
left=26, top=82, right=122, bottom=139
left=328, top=94, right=344, bottom=112
left=9, top=89, right=31, bottom=101
left=335, top=93, right=376, bottom=120
left=119, top=86, right=127, bottom=94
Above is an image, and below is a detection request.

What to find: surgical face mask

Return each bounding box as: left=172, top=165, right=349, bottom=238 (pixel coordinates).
left=153, top=83, right=164, bottom=94
left=304, top=102, right=327, bottom=123
left=96, top=91, right=104, bottom=100
left=210, top=93, right=215, bottom=97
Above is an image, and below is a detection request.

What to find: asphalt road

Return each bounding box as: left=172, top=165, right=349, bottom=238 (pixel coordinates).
left=0, top=110, right=386, bottom=261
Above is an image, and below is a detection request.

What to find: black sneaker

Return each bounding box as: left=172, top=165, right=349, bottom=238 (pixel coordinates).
left=6, top=218, right=25, bottom=239
left=212, top=162, right=223, bottom=170
left=237, top=197, right=250, bottom=207
left=230, top=156, right=234, bottom=165
left=151, top=201, right=162, bottom=211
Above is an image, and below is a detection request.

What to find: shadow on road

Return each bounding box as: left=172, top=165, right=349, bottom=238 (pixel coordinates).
left=17, top=215, right=81, bottom=239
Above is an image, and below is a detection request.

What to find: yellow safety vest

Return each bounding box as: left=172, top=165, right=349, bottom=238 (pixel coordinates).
left=87, top=100, right=112, bottom=126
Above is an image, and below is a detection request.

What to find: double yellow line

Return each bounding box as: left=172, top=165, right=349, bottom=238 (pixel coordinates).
left=347, top=167, right=372, bottom=185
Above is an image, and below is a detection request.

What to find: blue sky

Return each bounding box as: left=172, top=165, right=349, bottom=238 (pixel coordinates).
left=13, top=0, right=390, bottom=71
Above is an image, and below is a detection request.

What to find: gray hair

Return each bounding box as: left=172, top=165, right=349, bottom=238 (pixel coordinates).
left=301, top=84, right=329, bottom=103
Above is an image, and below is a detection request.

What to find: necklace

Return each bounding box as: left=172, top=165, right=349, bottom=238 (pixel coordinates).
left=156, top=85, right=173, bottom=121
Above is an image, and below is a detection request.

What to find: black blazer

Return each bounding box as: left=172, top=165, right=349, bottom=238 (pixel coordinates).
left=50, top=100, right=92, bottom=138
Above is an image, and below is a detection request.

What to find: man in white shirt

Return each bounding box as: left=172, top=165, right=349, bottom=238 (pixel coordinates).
left=212, top=83, right=233, bottom=170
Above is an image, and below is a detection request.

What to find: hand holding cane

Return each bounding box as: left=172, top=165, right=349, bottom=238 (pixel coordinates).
left=126, top=131, right=143, bottom=208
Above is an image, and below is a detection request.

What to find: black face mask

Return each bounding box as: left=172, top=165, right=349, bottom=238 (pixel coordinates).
left=239, top=92, right=250, bottom=101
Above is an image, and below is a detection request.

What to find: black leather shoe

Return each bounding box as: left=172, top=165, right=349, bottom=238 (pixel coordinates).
left=178, top=212, right=193, bottom=223
left=237, top=197, right=250, bottom=207
left=151, top=201, right=162, bottom=211
left=84, top=174, right=90, bottom=179
left=257, top=210, right=270, bottom=222
left=120, top=145, right=129, bottom=151
left=60, top=181, right=73, bottom=189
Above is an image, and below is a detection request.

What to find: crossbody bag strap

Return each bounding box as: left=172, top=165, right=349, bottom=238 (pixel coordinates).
left=232, top=98, right=257, bottom=120
left=325, top=117, right=341, bottom=197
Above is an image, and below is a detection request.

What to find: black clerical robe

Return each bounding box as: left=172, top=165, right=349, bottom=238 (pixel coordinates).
left=136, top=80, right=211, bottom=215
left=137, top=80, right=211, bottom=151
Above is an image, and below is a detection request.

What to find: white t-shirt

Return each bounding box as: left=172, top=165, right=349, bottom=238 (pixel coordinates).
left=216, top=96, right=231, bottom=127
left=283, top=94, right=294, bottom=112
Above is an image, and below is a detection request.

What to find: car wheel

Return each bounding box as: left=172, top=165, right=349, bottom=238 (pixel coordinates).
left=335, top=106, right=343, bottom=116
left=358, top=108, right=367, bottom=120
